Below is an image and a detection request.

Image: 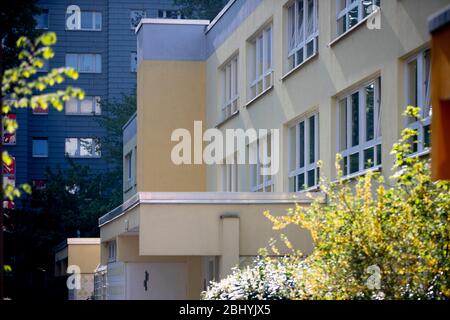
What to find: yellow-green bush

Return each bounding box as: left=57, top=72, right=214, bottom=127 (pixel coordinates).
left=203, top=107, right=450, bottom=300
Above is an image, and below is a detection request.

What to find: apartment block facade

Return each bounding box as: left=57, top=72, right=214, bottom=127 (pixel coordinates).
left=97, top=0, right=450, bottom=299
left=3, top=0, right=179, bottom=208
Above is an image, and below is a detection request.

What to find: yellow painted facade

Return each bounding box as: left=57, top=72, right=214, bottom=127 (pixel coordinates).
left=99, top=0, right=450, bottom=300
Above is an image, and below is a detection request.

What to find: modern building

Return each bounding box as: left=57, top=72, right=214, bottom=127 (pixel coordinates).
left=3, top=0, right=181, bottom=208
left=97, top=0, right=450, bottom=299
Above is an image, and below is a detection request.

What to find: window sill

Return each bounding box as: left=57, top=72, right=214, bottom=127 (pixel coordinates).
left=245, top=85, right=273, bottom=109
left=66, top=156, right=102, bottom=159
left=281, top=53, right=318, bottom=81
left=32, top=112, right=48, bottom=115
left=328, top=10, right=379, bottom=48
left=32, top=155, right=49, bottom=158
left=337, top=165, right=382, bottom=183
left=408, top=148, right=430, bottom=159
left=65, top=113, right=101, bottom=116
left=215, top=110, right=240, bottom=128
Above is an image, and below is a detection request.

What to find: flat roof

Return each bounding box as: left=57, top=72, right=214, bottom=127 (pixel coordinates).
left=135, top=18, right=210, bottom=33
left=429, top=4, right=450, bottom=33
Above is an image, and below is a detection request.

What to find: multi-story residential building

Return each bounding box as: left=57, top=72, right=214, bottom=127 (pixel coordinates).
left=3, top=0, right=180, bottom=208
left=97, top=0, right=450, bottom=299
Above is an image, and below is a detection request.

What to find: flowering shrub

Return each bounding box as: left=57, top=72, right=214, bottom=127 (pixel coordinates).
left=202, top=256, right=302, bottom=300
left=202, top=107, right=450, bottom=300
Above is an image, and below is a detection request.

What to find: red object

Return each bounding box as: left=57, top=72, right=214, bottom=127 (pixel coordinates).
left=2, top=156, right=16, bottom=177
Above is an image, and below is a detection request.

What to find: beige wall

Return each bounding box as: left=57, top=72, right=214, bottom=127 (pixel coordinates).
left=137, top=60, right=207, bottom=192
left=67, top=244, right=100, bottom=274
left=138, top=202, right=314, bottom=257
left=205, top=0, right=450, bottom=192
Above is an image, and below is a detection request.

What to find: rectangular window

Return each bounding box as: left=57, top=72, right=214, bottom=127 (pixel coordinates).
left=32, top=179, right=47, bottom=191
left=221, top=56, right=239, bottom=121
left=131, top=52, right=137, bottom=72
left=250, top=25, right=273, bottom=100
left=3, top=114, right=17, bottom=145
left=251, top=135, right=274, bottom=192
left=108, top=241, right=116, bottom=262
left=66, top=54, right=102, bottom=73
left=130, top=10, right=146, bottom=29
left=35, top=9, right=49, bottom=30
left=32, top=138, right=48, bottom=158
left=289, top=113, right=319, bottom=192
left=2, top=156, right=15, bottom=177
left=65, top=96, right=101, bottom=115
left=337, top=78, right=382, bottom=176
left=65, top=138, right=101, bottom=158
left=223, top=153, right=238, bottom=192
left=125, top=152, right=132, bottom=182
left=405, top=48, right=432, bottom=155
left=336, top=0, right=380, bottom=35
left=65, top=11, right=102, bottom=31
left=158, top=10, right=183, bottom=19
left=287, top=0, right=318, bottom=71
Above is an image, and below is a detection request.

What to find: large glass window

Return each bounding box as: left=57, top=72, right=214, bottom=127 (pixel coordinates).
left=65, top=11, right=102, bottom=31
left=250, top=25, right=273, bottom=100
left=32, top=138, right=48, bottom=158
left=223, top=153, right=239, bottom=192
left=66, top=96, right=101, bottom=115
left=405, top=49, right=432, bottom=154
left=287, top=0, right=318, bottom=71
left=66, top=54, right=101, bottom=73
left=158, top=10, right=183, bottom=19
left=289, top=113, right=319, bottom=191
left=221, top=56, right=239, bottom=121
left=65, top=138, right=101, bottom=158
left=251, top=135, right=274, bottom=192
left=337, top=78, right=382, bottom=176
left=336, top=0, right=380, bottom=35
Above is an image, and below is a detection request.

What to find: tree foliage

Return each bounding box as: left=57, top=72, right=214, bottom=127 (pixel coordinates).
left=203, top=107, right=450, bottom=300
left=0, top=0, right=41, bottom=69
left=2, top=32, right=84, bottom=201
left=174, top=0, right=228, bottom=21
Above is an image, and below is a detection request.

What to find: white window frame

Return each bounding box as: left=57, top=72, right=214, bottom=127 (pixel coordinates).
left=108, top=241, right=116, bottom=262
left=337, top=78, right=382, bottom=177
left=158, top=9, right=183, bottom=19
left=288, top=112, right=319, bottom=192
left=251, top=136, right=274, bottom=193
left=404, top=48, right=432, bottom=156
left=65, top=138, right=101, bottom=158
left=66, top=53, right=102, bottom=73
left=250, top=25, right=273, bottom=101
left=336, top=0, right=380, bottom=36
left=223, top=153, right=239, bottom=192
left=221, top=56, right=239, bottom=121
left=65, top=11, right=102, bottom=31
left=65, top=96, right=101, bottom=115
left=287, top=0, right=319, bottom=71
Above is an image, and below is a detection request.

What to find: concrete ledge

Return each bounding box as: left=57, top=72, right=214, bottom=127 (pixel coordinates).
left=99, top=191, right=324, bottom=227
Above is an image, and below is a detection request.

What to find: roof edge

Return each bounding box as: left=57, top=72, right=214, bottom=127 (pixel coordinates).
left=135, top=18, right=210, bottom=34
